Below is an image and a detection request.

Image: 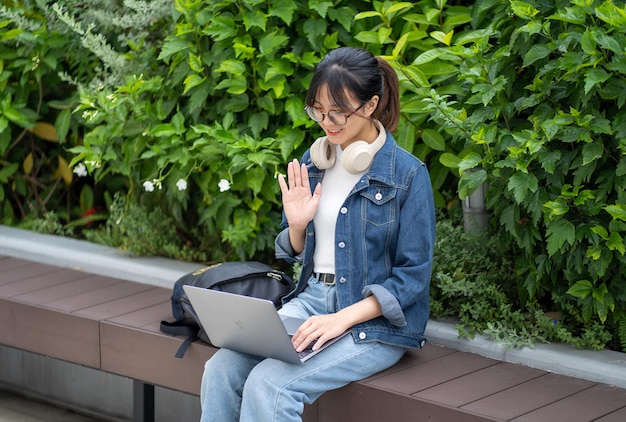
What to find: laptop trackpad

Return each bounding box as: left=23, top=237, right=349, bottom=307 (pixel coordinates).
left=280, top=316, right=306, bottom=336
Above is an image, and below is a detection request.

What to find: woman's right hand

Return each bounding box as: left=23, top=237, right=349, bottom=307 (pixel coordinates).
left=278, top=159, right=321, bottom=229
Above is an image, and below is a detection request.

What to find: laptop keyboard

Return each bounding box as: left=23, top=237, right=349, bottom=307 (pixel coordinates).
left=291, top=337, right=316, bottom=360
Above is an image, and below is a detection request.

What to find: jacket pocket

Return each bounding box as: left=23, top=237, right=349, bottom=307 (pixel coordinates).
left=360, top=185, right=397, bottom=226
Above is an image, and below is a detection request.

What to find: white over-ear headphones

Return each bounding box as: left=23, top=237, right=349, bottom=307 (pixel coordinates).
left=310, top=120, right=386, bottom=174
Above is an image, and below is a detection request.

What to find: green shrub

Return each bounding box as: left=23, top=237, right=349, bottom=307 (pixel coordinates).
left=420, top=0, right=626, bottom=349
left=3, top=0, right=625, bottom=351
left=431, top=214, right=612, bottom=350
left=69, top=0, right=378, bottom=262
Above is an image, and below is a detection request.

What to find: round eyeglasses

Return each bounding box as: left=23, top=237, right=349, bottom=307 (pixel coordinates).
left=304, top=103, right=366, bottom=126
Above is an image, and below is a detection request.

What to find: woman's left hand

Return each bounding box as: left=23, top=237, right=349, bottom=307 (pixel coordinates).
left=291, top=295, right=384, bottom=352
left=291, top=314, right=348, bottom=352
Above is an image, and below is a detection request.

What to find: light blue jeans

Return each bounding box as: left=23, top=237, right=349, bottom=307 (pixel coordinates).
left=199, top=276, right=406, bottom=422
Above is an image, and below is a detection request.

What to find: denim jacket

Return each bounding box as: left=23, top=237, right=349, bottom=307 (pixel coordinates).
left=275, top=130, right=436, bottom=349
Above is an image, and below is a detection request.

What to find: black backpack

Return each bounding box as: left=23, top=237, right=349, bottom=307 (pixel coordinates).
left=160, top=261, right=295, bottom=358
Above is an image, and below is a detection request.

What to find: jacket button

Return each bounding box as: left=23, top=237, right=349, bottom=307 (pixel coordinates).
left=339, top=277, right=346, bottom=283
left=359, top=332, right=367, bottom=340
left=340, top=207, right=348, bottom=214
left=338, top=241, right=345, bottom=248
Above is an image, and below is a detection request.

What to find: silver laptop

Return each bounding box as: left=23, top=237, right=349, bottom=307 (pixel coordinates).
left=183, top=285, right=350, bottom=364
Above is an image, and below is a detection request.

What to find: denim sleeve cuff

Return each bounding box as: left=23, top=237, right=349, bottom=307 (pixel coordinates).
left=362, top=284, right=407, bottom=326
left=275, top=228, right=304, bottom=263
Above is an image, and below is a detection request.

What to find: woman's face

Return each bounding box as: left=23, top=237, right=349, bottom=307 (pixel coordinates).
left=312, top=85, right=379, bottom=149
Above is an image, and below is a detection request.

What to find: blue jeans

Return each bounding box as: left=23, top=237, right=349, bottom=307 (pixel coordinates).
left=199, top=276, right=406, bottom=422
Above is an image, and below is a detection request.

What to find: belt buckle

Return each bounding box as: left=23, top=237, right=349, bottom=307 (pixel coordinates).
left=318, top=273, right=335, bottom=286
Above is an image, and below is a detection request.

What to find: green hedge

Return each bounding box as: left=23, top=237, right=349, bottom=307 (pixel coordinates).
left=1, top=0, right=625, bottom=351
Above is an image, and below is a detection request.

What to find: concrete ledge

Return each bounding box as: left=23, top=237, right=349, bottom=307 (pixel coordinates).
left=2, top=224, right=625, bottom=390
left=424, top=320, right=626, bottom=390
left=0, top=225, right=201, bottom=288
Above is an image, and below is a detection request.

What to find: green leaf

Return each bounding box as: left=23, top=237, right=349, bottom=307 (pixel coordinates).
left=401, top=65, right=430, bottom=87
left=458, top=152, right=483, bottom=172
left=606, top=231, right=625, bottom=255
left=582, top=141, right=604, bottom=165
left=566, top=280, right=593, bottom=299
left=596, top=1, right=626, bottom=27
left=544, top=198, right=569, bottom=218
left=217, top=60, right=246, bottom=75
left=458, top=169, right=487, bottom=199
left=302, top=19, right=327, bottom=47
left=328, top=7, right=354, bottom=31
left=413, top=48, right=453, bottom=66
left=269, top=1, right=297, bottom=25
left=55, top=108, right=72, bottom=143
left=242, top=10, right=266, bottom=31
left=605, top=204, right=626, bottom=221
left=430, top=30, right=454, bottom=46
left=584, top=68, right=611, bottom=94
left=523, top=44, right=552, bottom=67
left=151, top=123, right=177, bottom=137
left=550, top=6, right=587, bottom=24
left=507, top=173, right=538, bottom=203
left=0, top=162, right=18, bottom=183
left=354, top=11, right=381, bottom=20
left=421, top=129, right=446, bottom=152
left=183, top=74, right=206, bottom=95
left=158, top=36, right=192, bottom=61
left=80, top=185, right=94, bottom=212
left=258, top=32, right=290, bottom=56
left=3, top=106, right=36, bottom=128
left=439, top=152, right=461, bottom=169
left=580, top=30, right=596, bottom=54
left=510, top=1, right=540, bottom=19
left=546, top=219, right=575, bottom=256
left=309, top=1, right=332, bottom=18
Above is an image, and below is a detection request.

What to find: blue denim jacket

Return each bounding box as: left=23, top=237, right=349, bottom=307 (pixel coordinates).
left=275, top=130, right=436, bottom=349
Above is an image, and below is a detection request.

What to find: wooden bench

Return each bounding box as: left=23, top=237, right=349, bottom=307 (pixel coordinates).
left=2, top=254, right=626, bottom=422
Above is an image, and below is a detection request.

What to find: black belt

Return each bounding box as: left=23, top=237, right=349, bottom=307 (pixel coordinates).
left=314, top=273, right=335, bottom=286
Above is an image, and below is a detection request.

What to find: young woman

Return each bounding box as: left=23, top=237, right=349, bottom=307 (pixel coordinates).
left=200, top=46, right=436, bottom=422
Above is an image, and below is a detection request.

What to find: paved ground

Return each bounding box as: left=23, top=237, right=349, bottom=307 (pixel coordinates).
left=0, top=390, right=106, bottom=422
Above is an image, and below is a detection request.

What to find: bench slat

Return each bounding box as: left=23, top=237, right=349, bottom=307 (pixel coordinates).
left=315, top=381, right=498, bottom=422
left=367, top=349, right=496, bottom=395
left=461, top=372, right=595, bottom=420
left=44, top=280, right=154, bottom=313
left=0, top=298, right=100, bottom=368
left=12, top=275, right=120, bottom=305
left=594, top=406, right=626, bottom=422
left=76, top=286, right=170, bottom=320
left=509, top=383, right=626, bottom=422
left=0, top=269, right=89, bottom=297
left=416, top=361, right=545, bottom=407
left=100, top=321, right=215, bottom=395
left=0, top=260, right=62, bottom=284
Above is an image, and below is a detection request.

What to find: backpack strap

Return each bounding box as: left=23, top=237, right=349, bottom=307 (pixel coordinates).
left=160, top=320, right=199, bottom=358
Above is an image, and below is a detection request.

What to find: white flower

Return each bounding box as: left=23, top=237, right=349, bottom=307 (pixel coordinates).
left=153, top=178, right=163, bottom=190
left=143, top=181, right=155, bottom=192
left=176, top=179, right=188, bottom=191
left=73, top=162, right=87, bottom=177
left=218, top=179, right=231, bottom=192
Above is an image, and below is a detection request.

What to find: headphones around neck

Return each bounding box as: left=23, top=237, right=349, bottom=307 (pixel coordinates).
left=310, top=120, right=386, bottom=174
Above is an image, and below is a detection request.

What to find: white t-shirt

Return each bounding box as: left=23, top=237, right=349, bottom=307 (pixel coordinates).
left=312, top=145, right=366, bottom=275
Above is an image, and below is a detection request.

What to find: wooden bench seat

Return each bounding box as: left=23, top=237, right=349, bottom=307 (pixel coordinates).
left=1, top=254, right=626, bottom=422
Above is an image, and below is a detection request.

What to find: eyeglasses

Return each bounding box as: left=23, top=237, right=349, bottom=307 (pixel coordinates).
left=304, top=103, right=366, bottom=126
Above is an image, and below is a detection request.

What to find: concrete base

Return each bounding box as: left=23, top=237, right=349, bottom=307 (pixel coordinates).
left=0, top=344, right=201, bottom=422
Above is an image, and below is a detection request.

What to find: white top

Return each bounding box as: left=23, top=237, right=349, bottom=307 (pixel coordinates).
left=313, top=145, right=366, bottom=275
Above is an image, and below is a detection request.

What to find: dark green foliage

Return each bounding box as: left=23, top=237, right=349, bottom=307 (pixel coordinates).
left=1, top=0, right=625, bottom=351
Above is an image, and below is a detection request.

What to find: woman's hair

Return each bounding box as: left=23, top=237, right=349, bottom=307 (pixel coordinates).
left=305, top=47, right=401, bottom=132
